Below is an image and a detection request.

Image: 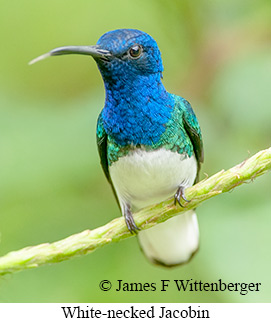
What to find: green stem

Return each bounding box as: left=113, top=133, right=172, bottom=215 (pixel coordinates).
left=0, top=147, right=270, bottom=275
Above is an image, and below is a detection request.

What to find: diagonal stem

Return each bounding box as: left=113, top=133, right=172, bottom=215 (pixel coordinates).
left=0, top=147, right=270, bottom=276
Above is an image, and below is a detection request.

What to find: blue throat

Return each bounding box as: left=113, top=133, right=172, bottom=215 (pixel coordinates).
left=101, top=72, right=174, bottom=146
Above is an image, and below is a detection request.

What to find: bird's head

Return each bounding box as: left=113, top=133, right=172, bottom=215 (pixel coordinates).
left=96, top=29, right=163, bottom=77
left=30, top=29, right=164, bottom=83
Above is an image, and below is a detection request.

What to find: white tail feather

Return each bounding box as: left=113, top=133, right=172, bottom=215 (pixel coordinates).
left=138, top=210, right=199, bottom=266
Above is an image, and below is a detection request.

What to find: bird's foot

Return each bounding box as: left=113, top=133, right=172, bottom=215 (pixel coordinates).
left=124, top=204, right=139, bottom=234
left=174, top=186, right=190, bottom=207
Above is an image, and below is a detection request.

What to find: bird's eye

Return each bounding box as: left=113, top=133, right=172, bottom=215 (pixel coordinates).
left=128, top=45, right=143, bottom=59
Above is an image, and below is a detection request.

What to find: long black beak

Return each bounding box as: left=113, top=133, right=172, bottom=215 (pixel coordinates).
left=29, top=45, right=111, bottom=65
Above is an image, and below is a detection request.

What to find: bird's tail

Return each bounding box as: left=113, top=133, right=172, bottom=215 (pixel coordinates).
left=138, top=210, right=199, bottom=267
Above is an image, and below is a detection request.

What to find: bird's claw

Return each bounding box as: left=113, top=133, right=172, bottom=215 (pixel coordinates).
left=124, top=204, right=139, bottom=234
left=174, top=186, right=190, bottom=207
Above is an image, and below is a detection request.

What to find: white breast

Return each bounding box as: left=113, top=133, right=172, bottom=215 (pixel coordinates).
left=109, top=148, right=197, bottom=211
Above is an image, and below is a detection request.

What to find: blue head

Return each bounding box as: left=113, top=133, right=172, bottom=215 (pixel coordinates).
left=95, top=29, right=164, bottom=82
left=35, top=29, right=174, bottom=146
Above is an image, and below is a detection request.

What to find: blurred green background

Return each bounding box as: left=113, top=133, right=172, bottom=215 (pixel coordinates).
left=0, top=0, right=270, bottom=302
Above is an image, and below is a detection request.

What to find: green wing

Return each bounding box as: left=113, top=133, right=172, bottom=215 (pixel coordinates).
left=177, top=96, right=204, bottom=182
left=96, top=113, right=110, bottom=182
left=181, top=98, right=204, bottom=163
left=96, top=113, right=120, bottom=206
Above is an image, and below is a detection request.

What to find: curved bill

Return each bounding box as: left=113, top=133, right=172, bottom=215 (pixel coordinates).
left=29, top=45, right=111, bottom=65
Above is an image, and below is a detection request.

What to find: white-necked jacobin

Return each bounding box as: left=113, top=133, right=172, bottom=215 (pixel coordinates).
left=30, top=29, right=204, bottom=267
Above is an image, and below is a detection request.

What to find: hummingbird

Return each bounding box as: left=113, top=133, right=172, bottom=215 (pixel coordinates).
left=30, top=29, right=204, bottom=267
